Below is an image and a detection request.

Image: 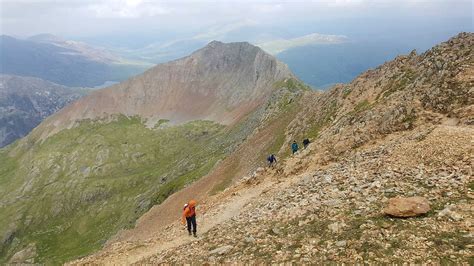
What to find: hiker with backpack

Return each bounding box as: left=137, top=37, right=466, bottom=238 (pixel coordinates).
left=181, top=200, right=197, bottom=237
left=291, top=140, right=299, bottom=154
left=267, top=154, right=277, bottom=168
left=303, top=138, right=310, bottom=149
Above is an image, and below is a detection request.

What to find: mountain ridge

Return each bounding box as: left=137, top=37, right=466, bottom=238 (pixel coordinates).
left=33, top=41, right=295, bottom=140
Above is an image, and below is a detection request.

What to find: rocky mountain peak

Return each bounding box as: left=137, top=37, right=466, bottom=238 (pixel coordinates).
left=37, top=41, right=295, bottom=138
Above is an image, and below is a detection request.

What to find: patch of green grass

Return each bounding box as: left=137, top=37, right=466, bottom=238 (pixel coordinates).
left=287, top=242, right=302, bottom=251
left=402, top=113, right=416, bottom=128
left=360, top=241, right=384, bottom=253
left=306, top=100, right=338, bottom=140
left=353, top=99, right=372, bottom=113
left=432, top=231, right=471, bottom=251
left=342, top=87, right=352, bottom=98
left=378, top=66, right=418, bottom=99
left=153, top=119, right=170, bottom=129
left=273, top=78, right=311, bottom=93
left=468, top=181, right=474, bottom=191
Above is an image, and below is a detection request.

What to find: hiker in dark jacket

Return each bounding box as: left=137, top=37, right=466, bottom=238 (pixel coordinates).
left=303, top=138, right=310, bottom=149
left=291, top=141, right=299, bottom=154
left=267, top=154, right=277, bottom=167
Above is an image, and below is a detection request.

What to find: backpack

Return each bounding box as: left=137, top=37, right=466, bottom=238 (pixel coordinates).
left=268, top=155, right=275, bottom=163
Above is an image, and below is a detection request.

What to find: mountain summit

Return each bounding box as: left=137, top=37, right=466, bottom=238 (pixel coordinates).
left=44, top=41, right=293, bottom=134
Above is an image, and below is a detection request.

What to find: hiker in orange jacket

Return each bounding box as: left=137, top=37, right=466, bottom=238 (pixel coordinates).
left=181, top=200, right=197, bottom=237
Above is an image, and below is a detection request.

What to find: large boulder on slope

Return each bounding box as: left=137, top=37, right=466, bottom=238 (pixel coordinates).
left=384, top=196, right=431, bottom=217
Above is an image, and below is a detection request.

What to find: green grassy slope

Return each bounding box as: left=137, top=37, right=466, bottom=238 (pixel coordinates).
left=0, top=116, right=231, bottom=264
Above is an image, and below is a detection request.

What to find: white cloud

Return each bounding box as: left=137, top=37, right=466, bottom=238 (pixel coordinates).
left=0, top=0, right=471, bottom=37
left=258, top=33, right=349, bottom=55
left=88, top=0, right=170, bottom=18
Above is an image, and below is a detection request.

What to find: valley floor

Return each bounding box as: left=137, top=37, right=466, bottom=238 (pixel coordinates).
left=70, top=123, right=473, bottom=264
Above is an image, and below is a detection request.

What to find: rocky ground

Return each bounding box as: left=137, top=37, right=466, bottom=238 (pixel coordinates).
left=137, top=123, right=472, bottom=264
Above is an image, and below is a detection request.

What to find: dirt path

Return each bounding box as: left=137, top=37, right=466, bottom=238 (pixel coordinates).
left=69, top=170, right=284, bottom=265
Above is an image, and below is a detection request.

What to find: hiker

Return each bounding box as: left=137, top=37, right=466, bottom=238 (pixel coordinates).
left=267, top=154, right=277, bottom=167
left=181, top=200, right=197, bottom=237
left=303, top=138, right=310, bottom=149
left=291, top=140, right=299, bottom=154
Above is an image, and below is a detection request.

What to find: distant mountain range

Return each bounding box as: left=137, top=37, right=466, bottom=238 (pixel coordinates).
left=0, top=74, right=87, bottom=147
left=1, top=31, right=425, bottom=89
left=78, top=30, right=419, bottom=89
left=0, top=35, right=151, bottom=87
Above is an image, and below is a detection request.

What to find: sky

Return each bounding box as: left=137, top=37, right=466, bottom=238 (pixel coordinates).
left=0, top=0, right=472, bottom=47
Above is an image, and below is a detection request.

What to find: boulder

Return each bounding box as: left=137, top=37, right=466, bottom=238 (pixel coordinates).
left=209, top=245, right=233, bottom=255
left=384, top=196, right=430, bottom=217
left=244, top=236, right=256, bottom=243
left=328, top=222, right=346, bottom=234
left=438, top=205, right=463, bottom=221
left=9, top=243, right=37, bottom=263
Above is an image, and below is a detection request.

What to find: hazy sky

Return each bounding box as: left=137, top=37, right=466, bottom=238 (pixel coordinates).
left=1, top=0, right=472, bottom=43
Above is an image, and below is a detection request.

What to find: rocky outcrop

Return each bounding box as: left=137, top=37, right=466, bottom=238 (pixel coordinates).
left=383, top=196, right=431, bottom=217
left=0, top=74, right=86, bottom=147
left=8, top=243, right=37, bottom=263
left=283, top=32, right=473, bottom=159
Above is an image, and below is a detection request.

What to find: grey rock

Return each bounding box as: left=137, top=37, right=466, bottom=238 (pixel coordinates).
left=244, top=236, right=256, bottom=243
left=209, top=245, right=233, bottom=255
left=9, top=243, right=37, bottom=263
left=272, top=227, right=282, bottom=235
left=328, top=222, right=346, bottom=234
left=335, top=240, right=347, bottom=247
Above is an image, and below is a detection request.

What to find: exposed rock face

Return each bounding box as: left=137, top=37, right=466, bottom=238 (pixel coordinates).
left=383, top=196, right=431, bottom=217
left=8, top=243, right=37, bottom=263
left=39, top=41, right=293, bottom=138
left=0, top=74, right=85, bottom=147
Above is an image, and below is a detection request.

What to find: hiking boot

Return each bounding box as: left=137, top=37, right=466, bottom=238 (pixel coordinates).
left=193, top=233, right=197, bottom=238
left=188, top=231, right=192, bottom=236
